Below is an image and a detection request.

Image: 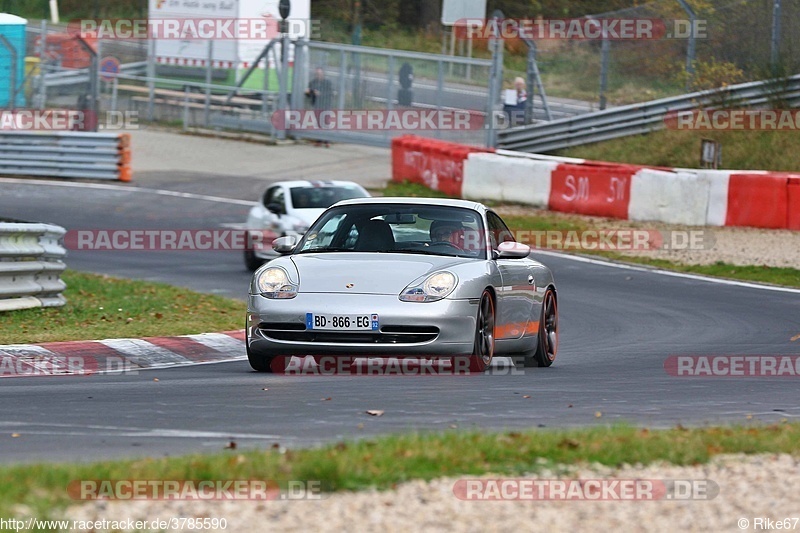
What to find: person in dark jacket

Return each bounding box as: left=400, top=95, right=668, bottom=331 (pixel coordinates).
left=305, top=68, right=333, bottom=110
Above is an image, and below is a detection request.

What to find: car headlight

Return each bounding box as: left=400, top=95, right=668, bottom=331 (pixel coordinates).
left=255, top=267, right=298, bottom=299
left=399, top=271, right=457, bottom=302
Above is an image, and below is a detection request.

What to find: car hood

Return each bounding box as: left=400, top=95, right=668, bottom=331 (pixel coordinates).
left=291, top=253, right=469, bottom=295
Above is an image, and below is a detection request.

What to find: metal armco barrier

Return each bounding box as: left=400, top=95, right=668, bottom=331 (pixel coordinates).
left=42, top=61, right=147, bottom=88
left=0, top=222, right=67, bottom=312
left=0, top=131, right=132, bottom=181
left=498, top=75, right=800, bottom=153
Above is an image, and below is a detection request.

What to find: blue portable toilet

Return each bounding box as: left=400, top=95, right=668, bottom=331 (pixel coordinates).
left=0, top=13, right=27, bottom=107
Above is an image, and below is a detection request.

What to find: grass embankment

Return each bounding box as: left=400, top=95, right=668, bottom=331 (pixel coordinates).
left=383, top=181, right=800, bottom=289
left=3, top=423, right=799, bottom=517
left=557, top=129, right=800, bottom=171
left=0, top=271, right=244, bottom=345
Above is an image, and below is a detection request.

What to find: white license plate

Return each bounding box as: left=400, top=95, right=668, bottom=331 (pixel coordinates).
left=306, top=313, right=379, bottom=331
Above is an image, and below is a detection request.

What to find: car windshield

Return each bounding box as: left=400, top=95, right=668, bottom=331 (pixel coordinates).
left=290, top=186, right=368, bottom=209
left=295, top=204, right=486, bottom=259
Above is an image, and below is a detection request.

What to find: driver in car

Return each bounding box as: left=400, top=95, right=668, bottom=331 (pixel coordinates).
left=429, top=220, right=466, bottom=249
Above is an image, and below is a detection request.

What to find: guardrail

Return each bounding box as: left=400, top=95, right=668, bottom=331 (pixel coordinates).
left=43, top=61, right=148, bottom=88
left=0, top=222, right=67, bottom=312
left=0, top=131, right=132, bottom=181
left=498, top=75, right=800, bottom=153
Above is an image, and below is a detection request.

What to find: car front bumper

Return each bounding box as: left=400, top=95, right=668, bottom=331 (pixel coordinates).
left=247, top=292, right=479, bottom=356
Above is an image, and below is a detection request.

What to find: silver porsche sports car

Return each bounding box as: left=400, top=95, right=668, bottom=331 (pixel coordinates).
left=246, top=197, right=558, bottom=373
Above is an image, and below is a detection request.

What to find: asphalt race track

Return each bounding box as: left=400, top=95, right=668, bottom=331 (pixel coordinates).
left=1, top=178, right=799, bottom=463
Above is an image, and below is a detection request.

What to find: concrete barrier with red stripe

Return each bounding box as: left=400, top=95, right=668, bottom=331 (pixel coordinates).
left=789, top=177, right=800, bottom=231
left=391, top=136, right=493, bottom=197
left=548, top=163, right=636, bottom=219
left=459, top=154, right=800, bottom=230
left=393, top=137, right=800, bottom=230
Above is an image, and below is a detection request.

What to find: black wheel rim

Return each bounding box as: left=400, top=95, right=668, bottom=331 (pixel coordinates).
left=477, top=293, right=495, bottom=365
left=543, top=291, right=558, bottom=361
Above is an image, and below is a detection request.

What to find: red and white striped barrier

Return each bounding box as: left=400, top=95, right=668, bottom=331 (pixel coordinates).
left=391, top=136, right=800, bottom=230
left=0, top=331, right=245, bottom=377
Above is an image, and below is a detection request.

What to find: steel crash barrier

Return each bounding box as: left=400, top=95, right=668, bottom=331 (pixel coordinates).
left=0, top=131, right=132, bottom=181
left=497, top=74, right=800, bottom=153
left=0, top=221, right=67, bottom=312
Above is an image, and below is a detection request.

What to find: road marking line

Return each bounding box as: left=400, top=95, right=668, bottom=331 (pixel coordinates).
left=532, top=249, right=800, bottom=295
left=0, top=177, right=255, bottom=206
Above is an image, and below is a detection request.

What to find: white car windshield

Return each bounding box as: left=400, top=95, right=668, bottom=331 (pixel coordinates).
left=290, top=186, right=368, bottom=209
left=295, top=204, right=487, bottom=259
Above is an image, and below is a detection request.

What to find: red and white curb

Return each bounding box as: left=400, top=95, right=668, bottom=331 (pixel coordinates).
left=0, top=330, right=245, bottom=378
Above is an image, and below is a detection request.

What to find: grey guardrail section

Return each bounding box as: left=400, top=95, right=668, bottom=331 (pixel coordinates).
left=498, top=75, right=800, bottom=153
left=43, top=61, right=148, bottom=88
left=0, top=131, right=124, bottom=180
left=0, top=222, right=67, bottom=312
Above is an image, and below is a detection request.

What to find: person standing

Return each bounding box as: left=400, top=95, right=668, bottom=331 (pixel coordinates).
left=306, top=67, right=334, bottom=110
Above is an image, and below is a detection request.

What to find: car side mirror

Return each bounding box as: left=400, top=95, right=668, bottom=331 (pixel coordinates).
left=266, top=202, right=286, bottom=215
left=496, top=241, right=531, bottom=259
left=272, top=235, right=298, bottom=255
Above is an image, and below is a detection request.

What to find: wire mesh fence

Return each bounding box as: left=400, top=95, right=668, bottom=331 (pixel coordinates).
left=499, top=0, right=800, bottom=110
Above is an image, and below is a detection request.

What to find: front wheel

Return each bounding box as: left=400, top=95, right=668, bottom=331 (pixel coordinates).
left=525, top=287, right=558, bottom=367
left=468, top=290, right=495, bottom=372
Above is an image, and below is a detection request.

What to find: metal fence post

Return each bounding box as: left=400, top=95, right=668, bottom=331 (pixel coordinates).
left=338, top=49, right=347, bottom=110
left=262, top=47, right=271, bottom=121
left=486, top=11, right=504, bottom=148
left=771, top=0, right=782, bottom=74
left=387, top=54, right=395, bottom=111
left=599, top=28, right=610, bottom=111
left=291, top=40, right=306, bottom=111
left=147, top=37, right=155, bottom=122
left=677, top=0, right=697, bottom=90
left=36, top=19, right=47, bottom=109
left=111, top=76, right=118, bottom=112
left=183, top=85, right=190, bottom=132
left=435, top=59, right=444, bottom=139
left=277, top=34, right=290, bottom=140
left=205, top=40, right=213, bottom=128
left=0, top=36, right=18, bottom=108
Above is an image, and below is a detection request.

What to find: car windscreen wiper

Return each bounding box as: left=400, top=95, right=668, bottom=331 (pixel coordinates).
left=392, top=249, right=455, bottom=257
left=295, top=247, right=352, bottom=254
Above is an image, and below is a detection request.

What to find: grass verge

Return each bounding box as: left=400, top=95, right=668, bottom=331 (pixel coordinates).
left=0, top=271, right=245, bottom=345
left=3, top=423, right=799, bottom=517
left=556, top=129, right=800, bottom=171
left=382, top=181, right=800, bottom=289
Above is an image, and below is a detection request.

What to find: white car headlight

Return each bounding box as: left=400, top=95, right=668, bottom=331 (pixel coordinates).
left=256, top=267, right=298, bottom=299
left=399, top=271, right=457, bottom=303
